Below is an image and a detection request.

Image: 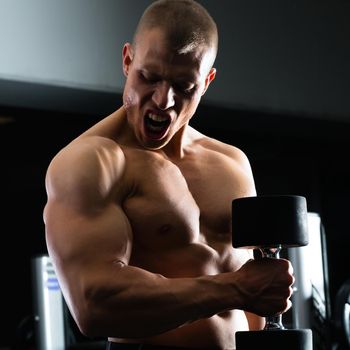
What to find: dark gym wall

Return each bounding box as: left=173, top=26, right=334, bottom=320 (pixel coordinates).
left=1, top=0, right=350, bottom=119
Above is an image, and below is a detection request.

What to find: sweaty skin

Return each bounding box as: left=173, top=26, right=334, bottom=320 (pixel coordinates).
left=44, top=28, right=293, bottom=350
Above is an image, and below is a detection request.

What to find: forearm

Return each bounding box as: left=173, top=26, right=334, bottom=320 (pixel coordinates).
left=60, top=254, right=293, bottom=339
left=77, top=265, right=236, bottom=338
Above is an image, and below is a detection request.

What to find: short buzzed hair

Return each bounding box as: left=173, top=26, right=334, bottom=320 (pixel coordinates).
left=133, top=0, right=218, bottom=59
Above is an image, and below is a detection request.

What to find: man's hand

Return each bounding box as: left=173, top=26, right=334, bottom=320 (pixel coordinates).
left=234, top=257, right=294, bottom=317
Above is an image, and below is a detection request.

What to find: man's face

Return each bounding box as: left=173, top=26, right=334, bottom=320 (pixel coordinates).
left=122, top=28, right=216, bottom=150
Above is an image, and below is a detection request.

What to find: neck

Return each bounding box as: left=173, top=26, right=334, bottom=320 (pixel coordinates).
left=162, top=123, right=192, bottom=159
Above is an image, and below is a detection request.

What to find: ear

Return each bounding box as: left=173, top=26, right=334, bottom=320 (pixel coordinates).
left=201, top=67, right=216, bottom=96
left=122, top=43, right=134, bottom=77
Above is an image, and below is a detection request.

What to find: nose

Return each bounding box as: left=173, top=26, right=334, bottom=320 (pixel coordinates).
left=152, top=82, right=175, bottom=110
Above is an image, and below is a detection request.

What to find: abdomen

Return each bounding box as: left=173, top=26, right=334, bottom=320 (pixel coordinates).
left=111, top=310, right=249, bottom=350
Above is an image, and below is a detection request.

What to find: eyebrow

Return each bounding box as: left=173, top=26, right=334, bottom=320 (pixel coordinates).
left=141, top=65, right=198, bottom=83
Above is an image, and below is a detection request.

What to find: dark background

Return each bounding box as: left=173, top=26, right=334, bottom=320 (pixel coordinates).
left=0, top=82, right=349, bottom=348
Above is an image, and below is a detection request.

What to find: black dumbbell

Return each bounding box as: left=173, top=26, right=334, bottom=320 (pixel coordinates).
left=232, top=195, right=313, bottom=350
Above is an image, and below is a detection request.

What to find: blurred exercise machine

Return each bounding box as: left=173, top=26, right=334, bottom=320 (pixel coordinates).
left=31, top=255, right=106, bottom=350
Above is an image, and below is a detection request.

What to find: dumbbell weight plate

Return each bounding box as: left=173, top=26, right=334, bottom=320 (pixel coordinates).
left=236, top=329, right=313, bottom=350
left=232, top=195, right=309, bottom=249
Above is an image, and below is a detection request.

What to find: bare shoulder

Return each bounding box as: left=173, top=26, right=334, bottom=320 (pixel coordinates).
left=203, top=136, right=247, bottom=159
left=191, top=128, right=252, bottom=172
left=45, top=135, right=127, bottom=209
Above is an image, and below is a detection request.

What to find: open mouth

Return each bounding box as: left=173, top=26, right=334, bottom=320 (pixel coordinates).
left=144, top=112, right=171, bottom=140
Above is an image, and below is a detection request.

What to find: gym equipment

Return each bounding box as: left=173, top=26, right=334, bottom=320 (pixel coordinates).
left=31, top=255, right=106, bottom=350
left=231, top=195, right=313, bottom=350
left=334, top=278, right=350, bottom=349
left=32, top=255, right=66, bottom=350
left=289, top=212, right=332, bottom=350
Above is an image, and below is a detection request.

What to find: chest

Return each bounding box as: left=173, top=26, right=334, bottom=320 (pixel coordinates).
left=123, top=151, right=240, bottom=248
left=121, top=149, right=253, bottom=276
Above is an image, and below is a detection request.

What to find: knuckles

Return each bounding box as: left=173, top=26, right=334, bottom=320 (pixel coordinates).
left=240, top=257, right=295, bottom=316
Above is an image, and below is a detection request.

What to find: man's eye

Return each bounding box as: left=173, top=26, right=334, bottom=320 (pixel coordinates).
left=140, top=72, right=158, bottom=83
left=175, top=83, right=195, bottom=94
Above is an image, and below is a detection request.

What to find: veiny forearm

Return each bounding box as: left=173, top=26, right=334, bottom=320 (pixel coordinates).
left=78, top=264, right=236, bottom=339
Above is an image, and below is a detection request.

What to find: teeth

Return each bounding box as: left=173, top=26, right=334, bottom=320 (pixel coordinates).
left=148, top=113, right=168, bottom=122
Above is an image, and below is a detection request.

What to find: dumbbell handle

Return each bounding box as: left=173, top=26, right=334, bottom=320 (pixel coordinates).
left=260, top=246, right=285, bottom=330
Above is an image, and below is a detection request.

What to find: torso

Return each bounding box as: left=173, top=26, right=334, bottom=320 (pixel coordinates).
left=80, top=110, right=254, bottom=349
left=114, top=145, right=251, bottom=349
